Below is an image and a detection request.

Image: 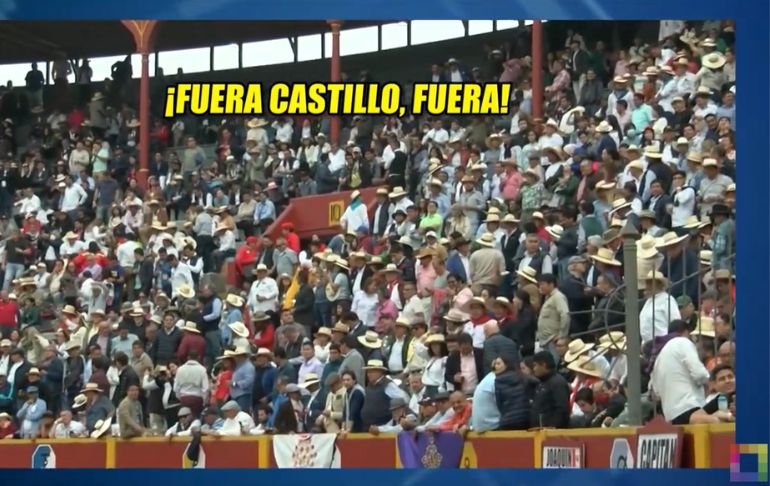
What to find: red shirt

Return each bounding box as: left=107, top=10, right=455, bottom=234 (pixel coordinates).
left=177, top=332, right=207, bottom=363
left=0, top=300, right=19, bottom=328
left=213, top=369, right=232, bottom=402
left=235, top=245, right=258, bottom=273
left=438, top=403, right=473, bottom=431
left=253, top=323, right=275, bottom=350
left=285, top=232, right=300, bottom=254
left=67, top=109, right=85, bottom=129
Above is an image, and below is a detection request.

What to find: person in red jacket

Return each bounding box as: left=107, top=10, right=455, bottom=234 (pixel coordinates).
left=235, top=236, right=260, bottom=278
left=251, top=312, right=275, bottom=350
left=0, top=291, right=19, bottom=339
left=281, top=223, right=301, bottom=254
left=176, top=321, right=207, bottom=363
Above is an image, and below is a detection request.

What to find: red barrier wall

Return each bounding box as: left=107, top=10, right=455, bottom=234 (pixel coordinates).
left=0, top=425, right=734, bottom=469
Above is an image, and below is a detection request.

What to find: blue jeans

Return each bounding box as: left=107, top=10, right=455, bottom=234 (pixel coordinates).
left=3, top=263, right=25, bottom=291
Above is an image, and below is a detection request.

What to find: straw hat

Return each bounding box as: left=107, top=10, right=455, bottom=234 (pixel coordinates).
left=682, top=215, right=708, bottom=230
left=331, top=322, right=350, bottom=334
left=643, top=269, right=668, bottom=285
left=564, top=338, right=595, bottom=363
left=485, top=213, right=501, bottom=224
left=247, top=118, right=268, bottom=128
left=90, top=419, right=113, bottom=439
left=228, top=321, right=249, bottom=338
left=300, top=373, right=321, bottom=389
left=348, top=250, right=367, bottom=260
left=699, top=250, right=712, bottom=266
left=389, top=186, right=407, bottom=199
left=502, top=214, right=519, bottom=224
left=350, top=190, right=361, bottom=201
left=251, top=311, right=271, bottom=323
left=701, top=53, right=726, bottom=70
left=637, top=234, right=659, bottom=260
left=567, top=355, right=604, bottom=378
left=627, top=160, right=644, bottom=172
left=691, top=316, right=716, bottom=338
left=255, top=347, right=272, bottom=357
left=379, top=263, right=401, bottom=275
left=644, top=146, right=662, bottom=159
left=542, top=146, right=564, bottom=160
left=609, top=218, right=625, bottom=230
left=516, top=266, right=539, bottom=284
left=395, top=316, right=412, bottom=329
left=425, top=334, right=446, bottom=345
left=177, top=284, right=195, bottom=299
left=476, top=232, right=496, bottom=248
left=178, top=321, right=199, bottom=334
left=524, top=169, right=541, bottom=181
left=714, top=269, right=733, bottom=280
left=468, top=296, right=488, bottom=310
left=595, top=180, right=616, bottom=191
left=376, top=187, right=389, bottom=196
left=726, top=183, right=735, bottom=193
left=331, top=255, right=350, bottom=271
left=81, top=382, right=103, bottom=394
left=444, top=308, right=470, bottom=323
left=655, top=231, right=688, bottom=248
left=225, top=293, right=244, bottom=307
left=590, top=248, right=621, bottom=266
left=363, top=359, right=388, bottom=371
left=72, top=394, right=88, bottom=409
left=531, top=211, right=545, bottom=221
left=702, top=158, right=718, bottom=168
left=546, top=225, right=564, bottom=241
left=610, top=198, right=632, bottom=213
left=358, top=330, right=383, bottom=349
left=255, top=263, right=269, bottom=273
left=217, top=346, right=251, bottom=360
left=595, top=120, right=613, bottom=133
left=596, top=331, right=627, bottom=353
left=62, top=305, right=78, bottom=317
left=492, top=297, right=514, bottom=311
left=315, top=327, right=333, bottom=339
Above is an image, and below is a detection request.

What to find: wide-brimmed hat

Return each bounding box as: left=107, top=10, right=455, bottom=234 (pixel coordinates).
left=595, top=180, right=616, bottom=191
left=226, top=293, right=244, bottom=307
left=331, top=322, right=350, bottom=334
left=643, top=146, right=662, bottom=159
left=363, top=359, right=388, bottom=371
left=595, top=120, right=613, bottom=133
left=564, top=338, right=595, bottom=363
left=643, top=269, right=668, bottom=285
left=247, top=118, right=268, bottom=128
left=701, top=53, right=726, bottom=70
left=516, top=266, right=539, bottom=284
left=251, top=311, right=271, bottom=323
left=331, top=255, right=350, bottom=271
left=726, top=183, right=735, bottom=193
left=699, top=250, right=713, bottom=266
left=379, top=263, right=401, bottom=275
left=300, top=373, right=321, bottom=388
left=72, top=394, right=88, bottom=409
left=476, top=232, right=496, bottom=248
left=468, top=296, right=488, bottom=310
left=90, top=418, right=112, bottom=439
left=484, top=213, right=501, bottom=224
left=182, top=321, right=200, bottom=333
left=655, top=231, right=688, bottom=249
left=523, top=169, right=541, bottom=181
left=358, top=330, right=383, bottom=349
left=395, top=316, right=412, bottom=329
left=682, top=215, right=709, bottom=230
left=64, top=339, right=82, bottom=352
left=485, top=132, right=503, bottom=146
left=81, top=382, right=103, bottom=394
left=713, top=269, right=734, bottom=281
left=425, top=333, right=446, bottom=345
left=389, top=186, right=407, bottom=199
left=492, top=297, right=514, bottom=311
left=444, top=308, right=469, bottom=323
left=567, top=355, right=604, bottom=378
left=609, top=218, right=625, bottom=230
left=62, top=304, right=79, bottom=316
left=546, top=225, right=564, bottom=241
left=255, top=347, right=272, bottom=357
left=502, top=214, right=519, bottom=225
left=376, top=187, right=389, bottom=196
left=217, top=346, right=252, bottom=360
left=315, top=327, right=333, bottom=339
left=126, top=118, right=140, bottom=128
left=691, top=316, right=716, bottom=338
left=627, top=159, right=644, bottom=172
left=610, top=198, right=632, bottom=214
left=228, top=321, right=249, bottom=338
left=591, top=248, right=621, bottom=266
left=637, top=234, right=660, bottom=259
left=177, top=284, right=195, bottom=299
left=596, top=331, right=627, bottom=353
left=416, top=247, right=436, bottom=260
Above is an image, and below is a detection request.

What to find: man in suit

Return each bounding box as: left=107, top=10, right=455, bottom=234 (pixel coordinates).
left=112, top=351, right=140, bottom=409
left=444, top=333, right=484, bottom=395
left=8, top=348, right=31, bottom=409
left=646, top=180, right=673, bottom=229
left=446, top=238, right=471, bottom=283
left=370, top=188, right=391, bottom=238
left=500, top=216, right=522, bottom=272
left=339, top=335, right=365, bottom=385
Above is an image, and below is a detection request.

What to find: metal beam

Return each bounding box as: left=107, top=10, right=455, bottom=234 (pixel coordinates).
left=209, top=46, right=214, bottom=71
left=621, top=220, right=642, bottom=426
left=406, top=21, right=411, bottom=46
left=462, top=20, right=469, bottom=37
left=238, top=43, right=243, bottom=69
left=377, top=24, right=382, bottom=51
left=288, top=36, right=298, bottom=63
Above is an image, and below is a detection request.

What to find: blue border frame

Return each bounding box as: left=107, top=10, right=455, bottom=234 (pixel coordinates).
left=1, top=0, right=768, bottom=481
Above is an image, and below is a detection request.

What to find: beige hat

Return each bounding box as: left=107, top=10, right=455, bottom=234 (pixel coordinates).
left=485, top=213, right=501, bottom=224
left=62, top=305, right=79, bottom=316
left=643, top=146, right=663, bottom=159
left=699, top=250, right=713, bottom=266
left=591, top=248, right=621, bottom=266
left=331, top=322, right=350, bottom=334
left=315, top=327, right=333, bottom=339
left=643, top=269, right=668, bottom=284
left=350, top=190, right=361, bottom=201
left=516, top=266, right=539, bottom=284
left=72, top=394, right=88, bottom=409
left=444, top=308, right=470, bottom=323
left=376, top=187, right=389, bottom=196
left=247, top=118, right=268, bottom=128
left=502, top=214, right=519, bottom=224
left=726, top=183, right=735, bottom=193
left=358, top=330, right=384, bottom=349
left=182, top=321, right=200, bottom=333
left=532, top=211, right=545, bottom=221
left=567, top=355, right=604, bottom=378
left=228, top=321, right=249, bottom=338
left=395, top=316, right=412, bottom=329
left=255, top=263, right=269, bottom=272
left=546, top=225, right=564, bottom=241
left=564, top=339, right=595, bottom=363
left=701, top=53, right=726, bottom=70
left=476, top=232, right=496, bottom=248
left=81, top=382, right=104, bottom=394
left=300, top=373, right=321, bottom=388
left=702, top=158, right=718, bottom=168
left=225, top=293, right=244, bottom=307
left=691, top=316, right=716, bottom=338
left=217, top=346, right=251, bottom=360
left=255, top=347, right=273, bottom=357
left=655, top=231, right=688, bottom=248
left=425, top=334, right=446, bottom=345
left=90, top=418, right=113, bottom=439
left=637, top=234, right=659, bottom=260
left=610, top=198, right=632, bottom=213
left=595, top=120, right=613, bottom=133
left=389, top=186, right=407, bottom=198
left=596, top=331, right=627, bottom=353
left=595, top=180, right=616, bottom=191
left=177, top=285, right=195, bottom=299
left=363, top=359, right=388, bottom=371
left=682, top=215, right=707, bottom=230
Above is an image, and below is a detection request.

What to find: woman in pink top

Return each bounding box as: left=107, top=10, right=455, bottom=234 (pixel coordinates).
left=500, top=160, right=523, bottom=201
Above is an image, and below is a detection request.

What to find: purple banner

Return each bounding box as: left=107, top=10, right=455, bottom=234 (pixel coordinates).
left=397, top=431, right=464, bottom=468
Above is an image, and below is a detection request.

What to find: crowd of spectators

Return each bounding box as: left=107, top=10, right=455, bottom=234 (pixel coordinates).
left=0, top=20, right=736, bottom=440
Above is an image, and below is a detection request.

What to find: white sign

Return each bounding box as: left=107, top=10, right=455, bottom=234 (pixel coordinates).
left=610, top=438, right=634, bottom=469
left=542, top=446, right=584, bottom=469
left=637, top=433, right=678, bottom=468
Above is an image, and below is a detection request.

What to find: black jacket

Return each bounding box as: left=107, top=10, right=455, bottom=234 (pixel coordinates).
left=559, top=275, right=593, bottom=336
left=510, top=307, right=537, bottom=357
left=530, top=371, right=571, bottom=429
left=482, top=333, right=519, bottom=375
left=293, top=284, right=315, bottom=329
left=155, top=326, right=182, bottom=365
left=113, top=366, right=141, bottom=408
left=445, top=349, right=484, bottom=391
left=371, top=201, right=391, bottom=237
left=495, top=370, right=532, bottom=430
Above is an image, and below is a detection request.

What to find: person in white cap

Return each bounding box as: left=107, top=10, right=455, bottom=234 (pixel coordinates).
left=165, top=406, right=201, bottom=437
left=50, top=409, right=87, bottom=438
left=213, top=400, right=255, bottom=436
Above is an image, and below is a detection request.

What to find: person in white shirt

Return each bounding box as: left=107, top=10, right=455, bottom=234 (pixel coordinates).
left=639, top=271, right=681, bottom=343
left=537, top=121, right=564, bottom=151
left=15, top=188, right=41, bottom=215
left=248, top=264, right=279, bottom=314
left=327, top=143, right=347, bottom=174
left=422, top=119, right=449, bottom=151
left=212, top=226, right=236, bottom=271
left=212, top=400, right=255, bottom=436
left=59, top=232, right=87, bottom=258
left=671, top=171, right=696, bottom=228
left=116, top=237, right=140, bottom=270
left=673, top=59, right=695, bottom=99
left=60, top=178, right=88, bottom=213
left=68, top=141, right=91, bottom=177
left=272, top=118, right=294, bottom=144
left=650, top=319, right=731, bottom=425
left=49, top=410, right=87, bottom=438
left=122, top=203, right=144, bottom=234
left=169, top=254, right=194, bottom=300
left=339, top=192, right=369, bottom=234
left=382, top=136, right=407, bottom=172
left=174, top=351, right=210, bottom=414
left=165, top=407, right=202, bottom=436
